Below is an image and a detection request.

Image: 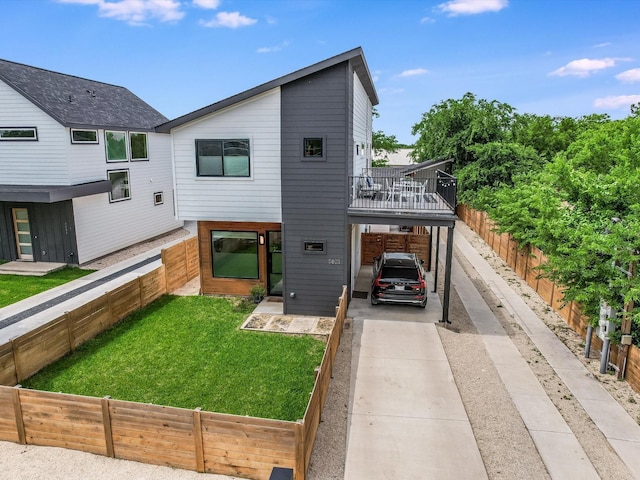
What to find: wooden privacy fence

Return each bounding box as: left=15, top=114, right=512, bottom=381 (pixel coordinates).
left=457, top=204, right=640, bottom=394
left=0, top=229, right=346, bottom=480
left=361, top=232, right=431, bottom=269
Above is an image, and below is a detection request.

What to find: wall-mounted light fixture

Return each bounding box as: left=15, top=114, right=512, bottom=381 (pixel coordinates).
left=259, top=234, right=265, bottom=245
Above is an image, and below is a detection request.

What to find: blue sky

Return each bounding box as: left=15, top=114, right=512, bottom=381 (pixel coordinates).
left=2, top=0, right=640, bottom=144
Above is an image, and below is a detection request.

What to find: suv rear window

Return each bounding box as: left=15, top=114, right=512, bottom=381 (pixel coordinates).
left=380, top=266, right=420, bottom=280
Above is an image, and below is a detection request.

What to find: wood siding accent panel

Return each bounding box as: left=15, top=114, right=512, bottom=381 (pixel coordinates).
left=171, top=89, right=282, bottom=223
left=198, top=221, right=280, bottom=296
left=281, top=62, right=351, bottom=316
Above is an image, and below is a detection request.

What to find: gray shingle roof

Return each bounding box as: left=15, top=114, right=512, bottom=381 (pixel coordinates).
left=156, top=47, right=378, bottom=133
left=0, top=59, right=167, bottom=131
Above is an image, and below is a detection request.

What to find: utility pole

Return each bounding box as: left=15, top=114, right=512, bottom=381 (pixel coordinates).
left=616, top=260, right=635, bottom=380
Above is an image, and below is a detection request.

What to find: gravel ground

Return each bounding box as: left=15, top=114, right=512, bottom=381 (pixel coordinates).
left=2, top=224, right=639, bottom=479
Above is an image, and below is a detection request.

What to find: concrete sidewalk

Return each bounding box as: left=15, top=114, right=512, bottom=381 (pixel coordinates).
left=344, top=267, right=488, bottom=479
left=453, top=227, right=640, bottom=476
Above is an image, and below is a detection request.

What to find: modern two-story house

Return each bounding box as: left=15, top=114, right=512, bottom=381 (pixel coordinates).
left=0, top=59, right=183, bottom=265
left=157, top=48, right=378, bottom=316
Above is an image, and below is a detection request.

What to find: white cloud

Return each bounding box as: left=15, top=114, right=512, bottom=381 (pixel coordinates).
left=398, top=68, right=428, bottom=77
left=593, top=42, right=611, bottom=48
left=257, top=41, right=290, bottom=54
left=192, top=0, right=220, bottom=9
left=438, top=0, right=508, bottom=16
left=199, top=11, right=257, bottom=28
left=420, top=16, right=435, bottom=24
left=548, top=58, right=629, bottom=77
left=616, top=68, right=640, bottom=84
left=57, top=0, right=185, bottom=25
left=594, top=94, right=640, bottom=109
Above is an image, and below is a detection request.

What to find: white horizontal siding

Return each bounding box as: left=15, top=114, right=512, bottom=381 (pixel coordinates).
left=73, top=133, right=183, bottom=263
left=171, top=89, right=282, bottom=222
left=352, top=72, right=372, bottom=176
left=67, top=128, right=111, bottom=184
left=0, top=80, right=70, bottom=184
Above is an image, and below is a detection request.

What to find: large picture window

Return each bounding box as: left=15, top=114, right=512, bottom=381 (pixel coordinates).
left=0, top=127, right=37, bottom=141
left=196, top=139, right=250, bottom=177
left=130, top=132, right=148, bottom=161
left=211, top=231, right=258, bottom=279
left=105, top=131, right=127, bottom=162
left=108, top=169, right=130, bottom=202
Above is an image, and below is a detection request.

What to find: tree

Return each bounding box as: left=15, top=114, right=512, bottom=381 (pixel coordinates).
left=371, top=107, right=401, bottom=167
left=410, top=92, right=515, bottom=168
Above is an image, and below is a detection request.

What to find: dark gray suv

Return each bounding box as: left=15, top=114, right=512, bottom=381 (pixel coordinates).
left=370, top=252, right=428, bottom=308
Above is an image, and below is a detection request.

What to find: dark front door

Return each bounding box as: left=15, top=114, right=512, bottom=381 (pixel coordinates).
left=267, top=231, right=282, bottom=296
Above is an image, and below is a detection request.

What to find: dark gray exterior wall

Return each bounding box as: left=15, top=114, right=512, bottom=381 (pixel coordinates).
left=281, top=62, right=354, bottom=316
left=0, top=201, right=78, bottom=264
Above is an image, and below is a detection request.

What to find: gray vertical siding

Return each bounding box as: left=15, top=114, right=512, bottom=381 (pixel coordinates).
left=0, top=201, right=78, bottom=264
left=281, top=62, right=353, bottom=316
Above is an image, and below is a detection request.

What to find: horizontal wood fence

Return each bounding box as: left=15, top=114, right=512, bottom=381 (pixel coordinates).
left=361, top=232, right=431, bottom=269
left=457, top=204, right=640, bottom=395
left=0, top=234, right=345, bottom=479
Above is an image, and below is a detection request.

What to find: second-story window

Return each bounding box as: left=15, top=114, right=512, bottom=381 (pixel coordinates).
left=130, top=132, right=148, bottom=161
left=196, top=139, right=250, bottom=177
left=71, top=129, right=98, bottom=144
left=105, top=131, right=127, bottom=162
left=0, top=127, right=38, bottom=141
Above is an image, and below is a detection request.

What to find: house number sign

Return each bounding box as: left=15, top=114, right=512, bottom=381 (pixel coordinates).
left=328, top=258, right=341, bottom=265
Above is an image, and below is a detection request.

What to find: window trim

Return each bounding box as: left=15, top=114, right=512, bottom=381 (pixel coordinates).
left=153, top=191, right=164, bottom=205
left=70, top=129, right=98, bottom=144
left=129, top=131, right=149, bottom=161
left=302, top=239, right=327, bottom=255
left=210, top=230, right=259, bottom=279
left=195, top=139, right=251, bottom=177
left=0, top=127, right=38, bottom=141
left=107, top=169, right=131, bottom=203
left=302, top=136, right=326, bottom=161
left=105, top=130, right=128, bottom=163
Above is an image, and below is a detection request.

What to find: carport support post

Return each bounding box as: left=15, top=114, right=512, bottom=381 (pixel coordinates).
left=433, top=227, right=440, bottom=293
left=441, top=224, right=454, bottom=324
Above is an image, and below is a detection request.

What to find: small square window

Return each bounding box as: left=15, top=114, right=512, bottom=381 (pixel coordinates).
left=303, top=240, right=326, bottom=254
left=108, top=169, right=130, bottom=202
left=105, top=131, right=128, bottom=162
left=71, top=129, right=98, bottom=144
left=304, top=138, right=323, bottom=158
left=154, top=191, right=164, bottom=205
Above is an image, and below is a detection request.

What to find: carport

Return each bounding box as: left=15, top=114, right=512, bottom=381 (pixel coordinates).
left=348, top=166, right=457, bottom=323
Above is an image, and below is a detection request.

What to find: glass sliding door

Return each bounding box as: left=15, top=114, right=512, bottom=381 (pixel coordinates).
left=267, top=231, right=282, bottom=296
left=12, top=208, right=33, bottom=261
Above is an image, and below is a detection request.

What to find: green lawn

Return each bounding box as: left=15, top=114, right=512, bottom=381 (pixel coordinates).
left=22, top=295, right=326, bottom=421
left=0, top=267, right=95, bottom=309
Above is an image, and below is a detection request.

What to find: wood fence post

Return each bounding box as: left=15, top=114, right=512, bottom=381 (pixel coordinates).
left=101, top=396, right=115, bottom=458
left=294, top=421, right=305, bottom=480
left=12, top=385, right=26, bottom=445
left=193, top=408, right=205, bottom=473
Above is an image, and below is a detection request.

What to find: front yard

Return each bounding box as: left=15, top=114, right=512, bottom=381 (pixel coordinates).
left=22, top=295, right=326, bottom=421
left=0, top=267, right=94, bottom=309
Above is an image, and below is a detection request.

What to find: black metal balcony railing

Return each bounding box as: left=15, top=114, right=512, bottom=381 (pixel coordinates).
left=349, top=170, right=457, bottom=214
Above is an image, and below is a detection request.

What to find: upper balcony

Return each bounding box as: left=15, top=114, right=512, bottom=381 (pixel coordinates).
left=347, top=169, right=457, bottom=226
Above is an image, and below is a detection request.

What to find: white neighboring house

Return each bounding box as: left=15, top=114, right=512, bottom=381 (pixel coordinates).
left=0, top=59, right=182, bottom=265
left=373, top=147, right=413, bottom=166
